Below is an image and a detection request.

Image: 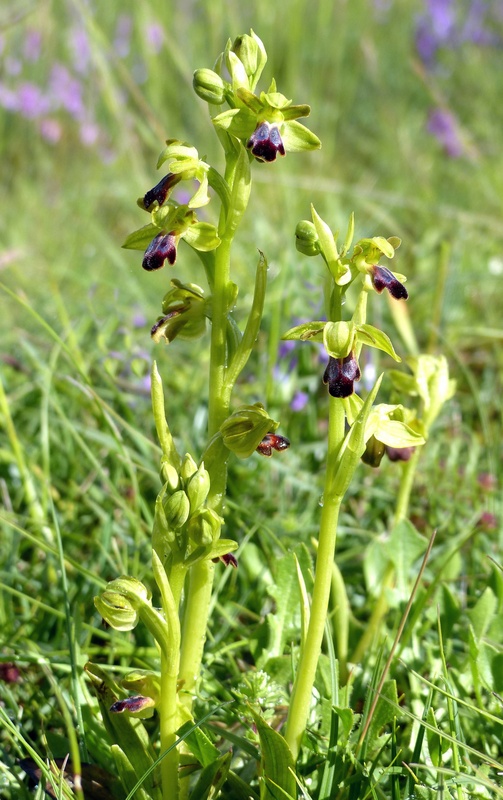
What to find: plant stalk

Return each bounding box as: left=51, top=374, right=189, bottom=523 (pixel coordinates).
left=285, top=396, right=346, bottom=760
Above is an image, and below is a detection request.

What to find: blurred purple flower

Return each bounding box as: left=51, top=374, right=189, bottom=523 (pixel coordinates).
left=17, top=82, right=51, bottom=118
left=114, top=14, right=133, bottom=58
left=80, top=120, right=100, bottom=146
left=278, top=340, right=297, bottom=360
left=40, top=118, right=62, bottom=143
left=49, top=63, right=85, bottom=119
left=69, top=27, right=92, bottom=74
left=23, top=29, right=42, bottom=62
left=144, top=22, right=165, bottom=54
left=0, top=83, right=19, bottom=111
left=427, top=108, right=464, bottom=157
left=291, top=391, right=309, bottom=412
left=5, top=57, right=22, bottom=76
left=133, top=312, right=147, bottom=328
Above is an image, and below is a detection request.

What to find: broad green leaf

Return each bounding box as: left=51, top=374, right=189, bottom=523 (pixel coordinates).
left=250, top=709, right=296, bottom=800
left=386, top=520, right=427, bottom=601
left=467, top=586, right=497, bottom=640
left=190, top=751, right=232, bottom=800
left=176, top=721, right=219, bottom=768
left=365, top=679, right=398, bottom=754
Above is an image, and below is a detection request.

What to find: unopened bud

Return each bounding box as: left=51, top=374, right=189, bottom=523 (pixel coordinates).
left=186, top=462, right=211, bottom=513
left=295, top=220, right=320, bottom=256
left=180, top=453, right=198, bottom=483
left=193, top=68, right=226, bottom=104
left=163, top=490, right=190, bottom=529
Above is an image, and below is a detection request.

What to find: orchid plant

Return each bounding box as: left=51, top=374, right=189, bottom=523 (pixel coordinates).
left=89, top=31, right=453, bottom=800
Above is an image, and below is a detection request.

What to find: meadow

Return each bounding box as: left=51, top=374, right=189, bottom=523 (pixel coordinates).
left=1, top=1, right=502, bottom=798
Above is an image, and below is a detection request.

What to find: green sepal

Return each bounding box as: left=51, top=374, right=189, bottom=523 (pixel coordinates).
left=183, top=222, right=221, bottom=252
left=323, top=321, right=356, bottom=359
left=122, top=223, right=159, bottom=251
left=311, top=206, right=351, bottom=285
left=156, top=139, right=199, bottom=169
left=282, top=321, right=326, bottom=342
left=213, top=107, right=256, bottom=139
left=220, top=402, right=279, bottom=458
left=281, top=119, right=321, bottom=152
left=356, top=323, right=401, bottom=361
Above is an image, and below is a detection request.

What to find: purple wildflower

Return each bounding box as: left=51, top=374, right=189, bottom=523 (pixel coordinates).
left=39, top=118, right=62, bottom=143
left=23, top=29, right=42, bottom=62
left=144, top=22, right=165, bottom=54
left=291, top=391, right=309, bottom=412
left=427, top=108, right=464, bottom=157
left=17, top=83, right=50, bottom=118
left=69, top=27, right=92, bottom=75
left=49, top=64, right=85, bottom=120
left=114, top=14, right=133, bottom=58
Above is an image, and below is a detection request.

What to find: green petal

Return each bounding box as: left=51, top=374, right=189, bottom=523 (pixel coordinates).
left=282, top=321, right=326, bottom=342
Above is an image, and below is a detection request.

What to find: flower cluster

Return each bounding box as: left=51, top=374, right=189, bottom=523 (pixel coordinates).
left=193, top=31, right=321, bottom=163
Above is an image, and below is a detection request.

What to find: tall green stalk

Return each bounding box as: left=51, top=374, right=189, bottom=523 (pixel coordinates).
left=285, top=397, right=345, bottom=759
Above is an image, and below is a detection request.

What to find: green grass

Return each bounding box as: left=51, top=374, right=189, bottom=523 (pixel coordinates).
left=1, top=0, right=502, bottom=797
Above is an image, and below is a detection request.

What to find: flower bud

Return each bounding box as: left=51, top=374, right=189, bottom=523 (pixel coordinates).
left=94, top=577, right=150, bottom=632
left=110, top=695, right=156, bottom=718
left=180, top=453, right=198, bottom=482
left=323, top=321, right=355, bottom=359
left=186, top=462, right=211, bottom=514
left=295, top=220, right=320, bottom=256
left=163, top=489, right=190, bottom=529
left=193, top=68, right=226, bottom=104
left=187, top=507, right=222, bottom=546
left=220, top=403, right=279, bottom=459
left=231, top=30, right=267, bottom=89
left=122, top=670, right=160, bottom=704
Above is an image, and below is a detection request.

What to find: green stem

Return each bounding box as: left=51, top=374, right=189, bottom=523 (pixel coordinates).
left=178, top=558, right=215, bottom=711
left=393, top=446, right=421, bottom=527
left=285, top=397, right=346, bottom=760
left=152, top=551, right=181, bottom=799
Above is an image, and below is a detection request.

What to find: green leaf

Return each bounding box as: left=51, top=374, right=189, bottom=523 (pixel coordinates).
left=189, top=752, right=232, bottom=800
left=176, top=721, right=220, bottom=768
left=122, top=223, right=158, bottom=251
left=468, top=586, right=497, bottom=640
left=425, top=709, right=442, bottom=767
left=365, top=679, right=398, bottom=753
left=249, top=709, right=296, bottom=800
left=386, top=520, right=428, bottom=601
left=263, top=552, right=302, bottom=662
